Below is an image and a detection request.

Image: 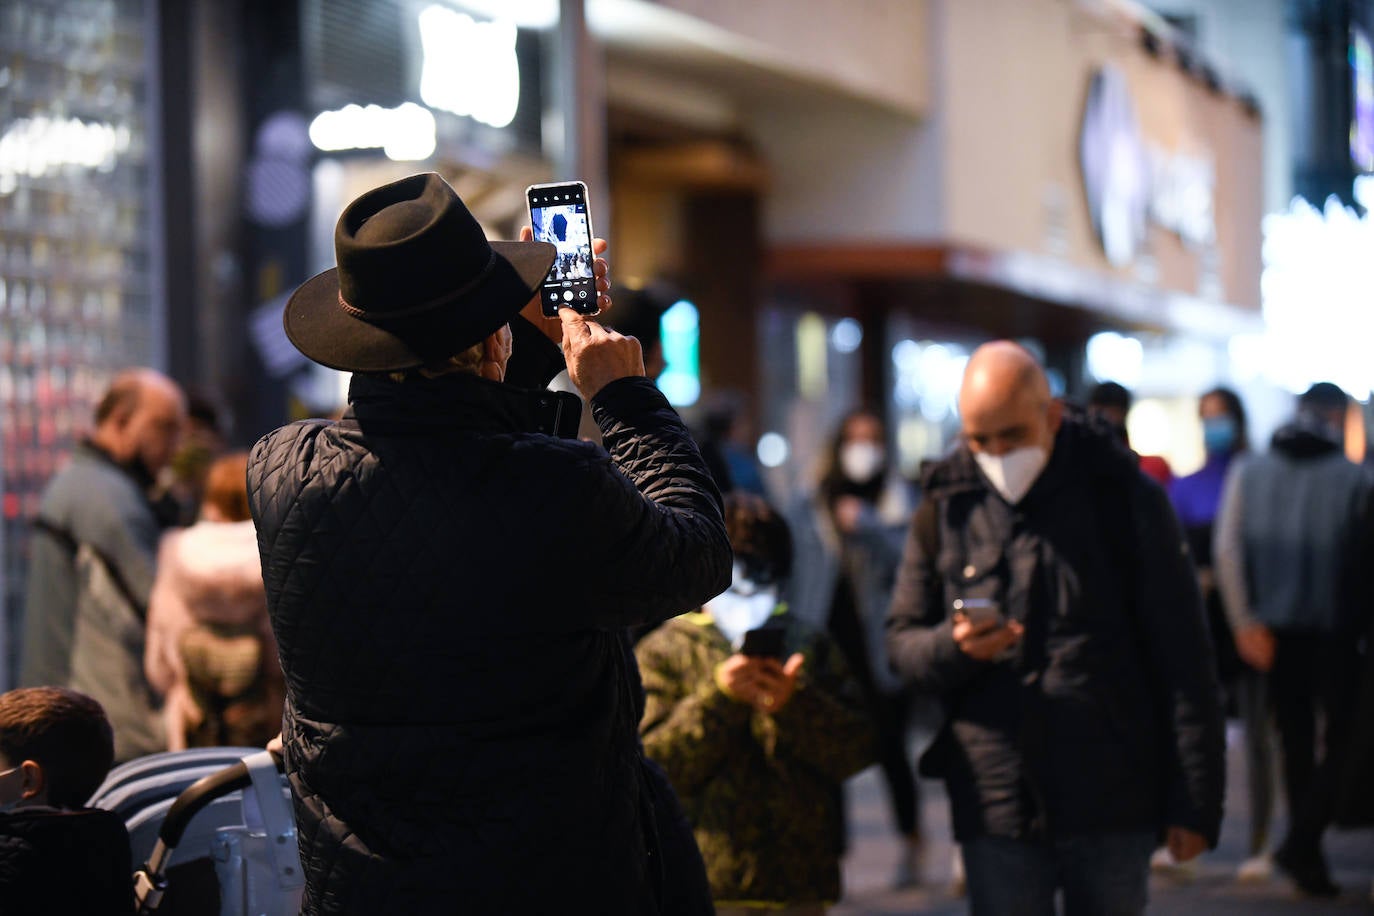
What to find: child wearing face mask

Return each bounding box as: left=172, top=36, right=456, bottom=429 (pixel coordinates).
left=0, top=686, right=135, bottom=914
left=636, top=494, right=876, bottom=915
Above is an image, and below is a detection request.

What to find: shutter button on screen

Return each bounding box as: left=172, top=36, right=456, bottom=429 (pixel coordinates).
left=563, top=290, right=574, bottom=301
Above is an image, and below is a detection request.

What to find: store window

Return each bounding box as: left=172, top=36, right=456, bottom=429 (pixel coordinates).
left=0, top=0, right=158, bottom=686
left=755, top=304, right=864, bottom=502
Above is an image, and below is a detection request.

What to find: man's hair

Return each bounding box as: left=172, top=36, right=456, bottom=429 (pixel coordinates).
left=1299, top=382, right=1349, bottom=415
left=1087, top=381, right=1132, bottom=413
left=0, top=687, right=114, bottom=807
left=93, top=371, right=145, bottom=425
left=202, top=452, right=251, bottom=522
left=723, top=493, right=792, bottom=583
left=386, top=340, right=485, bottom=383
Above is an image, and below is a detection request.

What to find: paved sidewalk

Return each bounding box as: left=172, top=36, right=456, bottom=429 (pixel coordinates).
left=832, top=726, right=1374, bottom=914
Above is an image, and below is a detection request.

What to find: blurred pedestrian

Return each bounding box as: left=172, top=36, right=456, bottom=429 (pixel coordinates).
left=21, top=368, right=186, bottom=761
left=697, top=391, right=768, bottom=498
left=0, top=686, right=133, bottom=914
left=1214, top=381, right=1374, bottom=897
left=1085, top=380, right=1172, bottom=486
left=247, top=172, right=731, bottom=915
left=888, top=341, right=1224, bottom=915
left=1171, top=388, right=1250, bottom=701
left=145, top=452, right=282, bottom=751
left=637, top=493, right=875, bottom=914
left=154, top=393, right=229, bottom=526
left=1166, top=387, right=1274, bottom=882
left=789, top=408, right=924, bottom=887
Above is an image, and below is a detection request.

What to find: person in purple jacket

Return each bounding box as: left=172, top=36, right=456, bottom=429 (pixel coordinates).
left=1168, top=387, right=1250, bottom=705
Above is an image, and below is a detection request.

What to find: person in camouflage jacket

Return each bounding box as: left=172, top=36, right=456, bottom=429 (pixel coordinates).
left=637, top=494, right=876, bottom=913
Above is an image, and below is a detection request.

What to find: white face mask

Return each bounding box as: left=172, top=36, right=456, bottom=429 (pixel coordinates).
left=707, top=564, right=779, bottom=647
left=840, top=441, right=885, bottom=484
left=974, top=445, right=1049, bottom=504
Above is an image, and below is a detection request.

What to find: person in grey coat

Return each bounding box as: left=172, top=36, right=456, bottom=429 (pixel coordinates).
left=21, top=369, right=186, bottom=761
left=1214, top=381, right=1374, bottom=898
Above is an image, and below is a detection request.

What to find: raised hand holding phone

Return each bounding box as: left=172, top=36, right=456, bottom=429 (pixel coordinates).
left=518, top=226, right=611, bottom=317
left=526, top=180, right=601, bottom=316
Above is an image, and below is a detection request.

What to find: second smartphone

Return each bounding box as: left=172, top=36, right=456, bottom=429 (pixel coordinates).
left=526, top=180, right=598, bottom=317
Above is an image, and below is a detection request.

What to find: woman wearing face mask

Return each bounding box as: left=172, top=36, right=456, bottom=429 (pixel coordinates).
left=788, top=408, right=925, bottom=888
left=1163, top=387, right=1263, bottom=878
left=1169, top=388, right=1250, bottom=692
left=636, top=494, right=875, bottom=914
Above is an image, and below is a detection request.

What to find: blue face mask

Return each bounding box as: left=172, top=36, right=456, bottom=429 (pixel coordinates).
left=1202, top=416, right=1237, bottom=455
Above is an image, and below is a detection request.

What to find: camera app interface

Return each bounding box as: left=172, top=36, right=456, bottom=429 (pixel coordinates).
left=529, top=185, right=595, bottom=314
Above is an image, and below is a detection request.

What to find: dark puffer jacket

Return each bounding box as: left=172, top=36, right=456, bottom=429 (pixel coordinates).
left=247, top=372, right=731, bottom=915
left=0, top=806, right=135, bottom=915
left=886, top=419, right=1225, bottom=847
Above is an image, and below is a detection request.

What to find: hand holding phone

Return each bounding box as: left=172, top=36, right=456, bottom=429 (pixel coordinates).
left=526, top=181, right=599, bottom=317
left=715, top=651, right=806, bottom=715
left=952, top=598, right=1021, bottom=662
left=739, top=627, right=786, bottom=659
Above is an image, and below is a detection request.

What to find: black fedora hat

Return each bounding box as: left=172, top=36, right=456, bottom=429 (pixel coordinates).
left=284, top=172, right=556, bottom=372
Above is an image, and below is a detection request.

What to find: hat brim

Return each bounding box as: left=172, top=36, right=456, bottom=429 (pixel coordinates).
left=283, top=240, right=557, bottom=373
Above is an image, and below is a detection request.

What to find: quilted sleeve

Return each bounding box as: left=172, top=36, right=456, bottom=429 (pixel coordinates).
left=572, top=377, right=732, bottom=628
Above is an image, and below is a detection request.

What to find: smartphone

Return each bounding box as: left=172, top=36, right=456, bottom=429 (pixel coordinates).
left=739, top=627, right=786, bottom=660
left=525, top=180, right=597, bottom=317
left=952, top=598, right=1004, bottom=628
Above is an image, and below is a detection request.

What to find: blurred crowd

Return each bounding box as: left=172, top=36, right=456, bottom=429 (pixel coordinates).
left=2, top=172, right=1372, bottom=915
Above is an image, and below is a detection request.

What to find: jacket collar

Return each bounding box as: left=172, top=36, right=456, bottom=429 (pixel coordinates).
left=922, top=417, right=1138, bottom=504
left=345, top=371, right=554, bottom=436
left=504, top=313, right=567, bottom=390
left=77, top=438, right=156, bottom=492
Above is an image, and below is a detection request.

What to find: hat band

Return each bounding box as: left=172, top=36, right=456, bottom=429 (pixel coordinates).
left=336, top=250, right=499, bottom=324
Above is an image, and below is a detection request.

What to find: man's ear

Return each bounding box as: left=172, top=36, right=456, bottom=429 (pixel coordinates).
left=19, top=760, right=43, bottom=800
left=479, top=328, right=510, bottom=383
left=1047, top=398, right=1065, bottom=436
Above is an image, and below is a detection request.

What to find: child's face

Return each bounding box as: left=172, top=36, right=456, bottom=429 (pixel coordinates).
left=0, top=755, right=36, bottom=811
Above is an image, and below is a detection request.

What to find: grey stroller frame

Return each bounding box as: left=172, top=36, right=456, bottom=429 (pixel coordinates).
left=89, top=748, right=303, bottom=915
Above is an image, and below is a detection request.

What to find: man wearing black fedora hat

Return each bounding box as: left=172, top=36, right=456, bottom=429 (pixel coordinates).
left=247, top=172, right=732, bottom=915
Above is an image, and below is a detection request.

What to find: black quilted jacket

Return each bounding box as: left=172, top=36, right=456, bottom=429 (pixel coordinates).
left=247, top=372, right=731, bottom=915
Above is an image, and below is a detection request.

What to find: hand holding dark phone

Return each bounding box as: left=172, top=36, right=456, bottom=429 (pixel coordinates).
left=526, top=180, right=598, bottom=317
left=739, top=627, right=786, bottom=660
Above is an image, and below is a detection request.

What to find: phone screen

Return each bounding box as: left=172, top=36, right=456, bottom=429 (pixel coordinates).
left=527, top=181, right=597, bottom=317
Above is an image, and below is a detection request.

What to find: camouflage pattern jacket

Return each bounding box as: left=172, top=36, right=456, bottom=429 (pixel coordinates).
left=636, top=612, right=876, bottom=907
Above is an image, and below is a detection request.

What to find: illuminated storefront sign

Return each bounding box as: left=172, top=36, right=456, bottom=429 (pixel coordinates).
left=1236, top=176, right=1374, bottom=396
left=658, top=299, right=700, bottom=407
left=1080, top=65, right=1217, bottom=266
left=0, top=116, right=130, bottom=194
left=418, top=5, right=520, bottom=130
left=1353, top=26, right=1374, bottom=173
left=307, top=102, right=437, bottom=161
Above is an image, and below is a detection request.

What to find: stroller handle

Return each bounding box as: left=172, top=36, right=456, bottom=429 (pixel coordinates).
left=134, top=749, right=289, bottom=913
left=156, top=747, right=285, bottom=850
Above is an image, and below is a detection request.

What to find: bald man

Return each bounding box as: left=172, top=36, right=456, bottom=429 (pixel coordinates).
left=22, top=368, right=186, bottom=760
left=887, top=342, right=1223, bottom=915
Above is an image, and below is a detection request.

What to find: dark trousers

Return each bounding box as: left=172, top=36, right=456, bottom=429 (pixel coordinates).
left=828, top=585, right=919, bottom=837
left=1269, top=632, right=1361, bottom=859
left=962, top=831, right=1156, bottom=916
